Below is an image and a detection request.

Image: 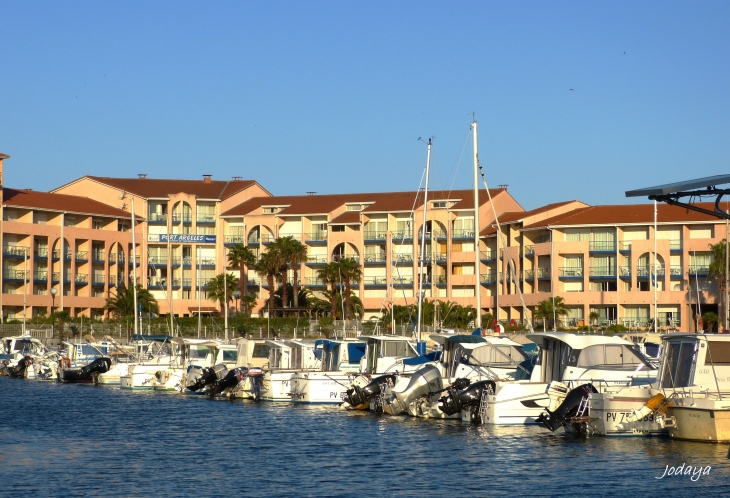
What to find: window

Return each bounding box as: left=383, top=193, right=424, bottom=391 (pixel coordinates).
left=660, top=341, right=698, bottom=388
left=252, top=344, right=270, bottom=358
left=263, top=207, right=280, bottom=214
left=383, top=341, right=415, bottom=357
left=346, top=204, right=364, bottom=211
left=33, top=213, right=48, bottom=225
left=705, top=341, right=730, bottom=364
left=331, top=225, right=345, bottom=232
left=196, top=226, right=215, bottom=235
left=92, top=219, right=104, bottom=230
left=64, top=216, right=76, bottom=227
left=222, top=350, right=238, bottom=363
left=689, top=226, right=713, bottom=239
left=564, top=229, right=589, bottom=242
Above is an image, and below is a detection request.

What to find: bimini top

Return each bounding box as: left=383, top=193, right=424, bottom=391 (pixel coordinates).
left=527, top=332, right=632, bottom=350
left=660, top=333, right=730, bottom=342
left=360, top=335, right=414, bottom=342
left=130, top=334, right=173, bottom=342
left=429, top=334, right=485, bottom=346
left=170, top=338, right=220, bottom=347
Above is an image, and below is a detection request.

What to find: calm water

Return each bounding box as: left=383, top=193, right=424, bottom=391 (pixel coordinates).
left=1, top=377, right=729, bottom=497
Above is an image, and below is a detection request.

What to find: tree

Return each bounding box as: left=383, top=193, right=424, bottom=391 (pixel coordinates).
left=709, top=240, right=727, bottom=331
left=337, top=257, right=362, bottom=320
left=242, top=294, right=258, bottom=318
left=309, top=289, right=364, bottom=320
left=703, top=311, right=719, bottom=332
left=588, top=311, right=600, bottom=326
left=255, top=251, right=280, bottom=314
left=104, top=284, right=159, bottom=318
left=227, top=244, right=257, bottom=315
left=269, top=237, right=292, bottom=309
left=533, top=296, right=568, bottom=331
left=205, top=273, right=240, bottom=310
left=317, top=262, right=340, bottom=318
left=287, top=239, right=308, bottom=308
left=274, top=284, right=312, bottom=308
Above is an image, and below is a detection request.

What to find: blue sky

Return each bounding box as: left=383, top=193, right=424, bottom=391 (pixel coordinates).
left=1, top=1, right=728, bottom=210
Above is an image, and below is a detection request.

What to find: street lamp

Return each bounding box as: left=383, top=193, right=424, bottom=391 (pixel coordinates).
left=50, top=287, right=59, bottom=344
left=232, top=290, right=241, bottom=337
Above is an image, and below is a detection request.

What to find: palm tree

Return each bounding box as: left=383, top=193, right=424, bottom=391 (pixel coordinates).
left=242, top=294, right=257, bottom=318
left=337, top=257, right=362, bottom=320
left=205, top=273, right=240, bottom=310
left=533, top=296, right=568, bottom=331
left=272, top=236, right=299, bottom=310
left=227, top=244, right=257, bottom=315
left=317, top=262, right=340, bottom=318
left=709, top=240, right=727, bottom=330
left=287, top=239, right=308, bottom=308
left=255, top=251, right=280, bottom=314
left=309, top=289, right=363, bottom=320
left=105, top=284, right=159, bottom=318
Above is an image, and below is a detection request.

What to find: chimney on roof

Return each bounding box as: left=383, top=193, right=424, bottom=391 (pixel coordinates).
left=203, top=174, right=212, bottom=184
left=232, top=176, right=243, bottom=181
left=498, top=184, right=508, bottom=190
left=306, top=191, right=317, bottom=196
left=138, top=174, right=147, bottom=180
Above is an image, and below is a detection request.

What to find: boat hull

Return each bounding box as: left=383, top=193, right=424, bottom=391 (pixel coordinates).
left=292, top=372, right=354, bottom=404
left=261, top=371, right=296, bottom=402
left=668, top=403, right=730, bottom=443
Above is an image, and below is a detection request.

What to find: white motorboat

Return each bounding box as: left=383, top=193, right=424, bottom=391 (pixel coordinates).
left=230, top=337, right=271, bottom=399
left=443, top=332, right=657, bottom=425
left=98, top=335, right=172, bottom=386
left=260, top=340, right=318, bottom=402
left=0, top=335, right=47, bottom=379
left=290, top=339, right=366, bottom=404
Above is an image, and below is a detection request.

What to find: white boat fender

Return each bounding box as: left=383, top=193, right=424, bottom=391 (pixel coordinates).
left=626, top=393, right=674, bottom=423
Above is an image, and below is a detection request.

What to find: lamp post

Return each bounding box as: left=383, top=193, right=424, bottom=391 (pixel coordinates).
left=50, top=287, right=58, bottom=343
left=233, top=290, right=241, bottom=337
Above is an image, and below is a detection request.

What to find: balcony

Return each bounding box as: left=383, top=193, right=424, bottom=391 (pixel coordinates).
left=364, top=231, right=387, bottom=242
left=433, top=230, right=447, bottom=240
left=247, top=277, right=261, bottom=287
left=392, top=254, right=414, bottom=265
left=303, top=232, right=328, bottom=244
left=619, top=241, right=632, bottom=253
left=3, top=269, right=27, bottom=281
left=52, top=272, right=60, bottom=283
left=171, top=256, right=182, bottom=266
left=225, top=235, right=246, bottom=246
left=198, top=258, right=216, bottom=267
left=669, top=240, right=682, bottom=252
left=92, top=252, right=105, bottom=264
left=247, top=236, right=260, bottom=245
left=148, top=212, right=167, bottom=224
left=589, top=266, right=616, bottom=278
left=148, top=256, right=168, bottom=266
left=261, top=234, right=276, bottom=245
left=363, top=276, right=388, bottom=287
left=332, top=254, right=360, bottom=264
left=182, top=256, right=193, bottom=266
left=92, top=274, right=105, bottom=286
left=33, top=271, right=48, bottom=282
left=452, top=229, right=475, bottom=240
left=524, top=245, right=535, bottom=257
left=589, top=241, right=616, bottom=253
left=619, top=266, right=631, bottom=278
left=435, top=275, right=447, bottom=286
left=392, top=276, right=414, bottom=286
left=434, top=252, right=447, bottom=263
left=689, top=265, right=709, bottom=277
left=34, top=248, right=49, bottom=259
left=636, top=266, right=665, bottom=278
left=75, top=274, right=88, bottom=285
left=3, top=245, right=29, bottom=258
left=171, top=278, right=182, bottom=288
left=392, top=230, right=413, bottom=241
left=304, top=277, right=326, bottom=287
left=173, top=214, right=193, bottom=224
left=148, top=278, right=165, bottom=290
left=363, top=254, right=387, bottom=265
left=480, top=250, right=496, bottom=263
left=182, top=278, right=193, bottom=288
left=670, top=265, right=683, bottom=278
left=75, top=251, right=88, bottom=263
left=537, top=268, right=551, bottom=280
left=559, top=267, right=584, bottom=279
left=196, top=214, right=216, bottom=225
left=306, top=255, right=328, bottom=266
left=130, top=256, right=141, bottom=266
left=480, top=273, right=496, bottom=284
left=524, top=269, right=535, bottom=280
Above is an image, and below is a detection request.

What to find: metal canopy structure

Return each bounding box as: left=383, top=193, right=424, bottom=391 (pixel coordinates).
left=626, top=174, right=730, bottom=220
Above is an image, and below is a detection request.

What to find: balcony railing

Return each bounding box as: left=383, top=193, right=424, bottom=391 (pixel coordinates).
left=225, top=235, right=246, bottom=245
left=524, top=245, right=535, bottom=256
left=182, top=278, right=193, bottom=287
left=75, top=251, right=88, bottom=262
left=480, top=273, right=496, bottom=283
left=669, top=265, right=683, bottom=277
left=52, top=272, right=60, bottom=282
left=480, top=250, right=496, bottom=262
left=452, top=229, right=475, bottom=239
left=173, top=214, right=193, bottom=224
left=364, top=231, right=387, bottom=241
left=91, top=252, right=105, bottom=263
left=524, top=269, right=535, bottom=280
left=637, top=266, right=665, bottom=277
left=148, top=256, right=168, bottom=265
left=559, top=267, right=584, bottom=278
left=433, top=230, right=447, bottom=239
left=393, top=276, right=414, bottom=285
left=619, top=266, right=631, bottom=277
left=305, top=277, right=326, bottom=286
left=304, top=232, right=328, bottom=243
left=392, top=230, right=413, bottom=240
left=182, top=256, right=193, bottom=265
left=589, top=241, right=616, bottom=252
left=247, top=236, right=260, bottom=244
left=364, top=254, right=387, bottom=264
left=3, top=269, right=28, bottom=280
left=537, top=268, right=551, bottom=279
left=434, top=252, right=447, bottom=262
left=306, top=255, right=328, bottom=264
left=92, top=274, right=105, bottom=285
left=171, top=256, right=182, bottom=266
left=261, top=234, right=276, bottom=244
left=75, top=274, right=88, bottom=284
left=619, top=241, right=632, bottom=251
left=148, top=213, right=167, bottom=223
left=198, top=258, right=216, bottom=266
left=196, top=214, right=216, bottom=224
left=3, top=245, right=29, bottom=257
left=332, top=254, right=360, bottom=264
left=589, top=266, right=616, bottom=277
left=33, top=271, right=48, bottom=281
left=689, top=265, right=709, bottom=277
left=363, top=276, right=388, bottom=285
left=392, top=254, right=414, bottom=264
left=35, top=248, right=49, bottom=259
left=171, top=278, right=182, bottom=287
left=669, top=240, right=681, bottom=251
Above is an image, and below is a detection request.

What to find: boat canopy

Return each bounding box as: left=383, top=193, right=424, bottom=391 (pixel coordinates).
left=169, top=337, right=219, bottom=347
left=130, top=334, right=173, bottom=342
left=402, top=351, right=442, bottom=365
left=347, top=342, right=366, bottom=363
left=527, top=332, right=632, bottom=350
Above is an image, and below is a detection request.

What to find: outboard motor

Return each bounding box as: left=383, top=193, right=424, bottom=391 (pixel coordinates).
left=8, top=356, right=33, bottom=378
left=344, top=374, right=397, bottom=408
left=439, top=379, right=497, bottom=416
left=247, top=367, right=264, bottom=402
left=384, top=365, right=444, bottom=416
left=188, top=364, right=228, bottom=392
left=537, top=383, right=598, bottom=432
left=61, top=357, right=111, bottom=383
left=208, top=367, right=248, bottom=397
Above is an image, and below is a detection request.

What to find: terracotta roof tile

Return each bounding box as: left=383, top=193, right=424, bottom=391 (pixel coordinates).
left=523, top=202, right=723, bottom=230
left=480, top=201, right=583, bottom=236
left=221, top=188, right=507, bottom=217
left=0, top=152, right=9, bottom=159
left=3, top=188, right=135, bottom=218
left=329, top=212, right=361, bottom=224
left=76, top=176, right=260, bottom=200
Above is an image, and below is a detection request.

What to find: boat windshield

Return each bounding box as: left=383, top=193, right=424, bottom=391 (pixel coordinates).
left=575, top=344, right=650, bottom=370
left=660, top=341, right=698, bottom=389
left=222, top=350, right=238, bottom=363
left=188, top=347, right=210, bottom=359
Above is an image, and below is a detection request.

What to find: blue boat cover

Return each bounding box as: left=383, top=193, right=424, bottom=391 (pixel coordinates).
left=347, top=343, right=366, bottom=363
left=131, top=334, right=173, bottom=342
left=402, top=350, right=442, bottom=365
left=447, top=335, right=486, bottom=344
left=471, top=328, right=482, bottom=336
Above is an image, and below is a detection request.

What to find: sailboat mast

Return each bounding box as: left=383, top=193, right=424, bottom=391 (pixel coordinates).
left=472, top=120, right=482, bottom=329
left=416, top=138, right=432, bottom=343
left=131, top=197, right=139, bottom=338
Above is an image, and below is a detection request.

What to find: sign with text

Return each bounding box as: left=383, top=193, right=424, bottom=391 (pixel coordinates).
left=147, top=234, right=216, bottom=243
